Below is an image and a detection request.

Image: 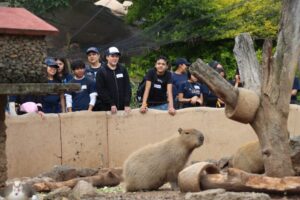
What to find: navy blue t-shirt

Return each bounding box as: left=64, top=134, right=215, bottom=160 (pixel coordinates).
left=178, top=81, right=202, bottom=108
left=61, top=73, right=73, bottom=83
left=42, top=80, right=61, bottom=113
left=145, top=68, right=172, bottom=106
left=172, top=72, right=188, bottom=98
left=68, top=77, right=96, bottom=111
left=201, top=83, right=218, bottom=107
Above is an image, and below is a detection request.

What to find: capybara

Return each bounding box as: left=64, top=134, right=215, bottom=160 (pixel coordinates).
left=231, top=136, right=300, bottom=174
left=231, top=140, right=264, bottom=174
left=123, top=128, right=204, bottom=192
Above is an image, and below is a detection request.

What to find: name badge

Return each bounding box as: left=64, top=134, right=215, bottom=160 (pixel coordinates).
left=194, top=85, right=200, bottom=89
left=154, top=84, right=162, bottom=89
left=116, top=73, right=124, bottom=78
left=81, top=85, right=87, bottom=90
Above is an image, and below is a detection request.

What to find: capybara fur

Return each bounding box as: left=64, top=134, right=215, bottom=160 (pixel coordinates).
left=123, top=128, right=204, bottom=192
left=231, top=141, right=264, bottom=174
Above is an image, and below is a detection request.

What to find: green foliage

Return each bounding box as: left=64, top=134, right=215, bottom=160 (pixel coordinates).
left=8, top=0, right=69, bottom=15
left=126, top=0, right=281, bottom=82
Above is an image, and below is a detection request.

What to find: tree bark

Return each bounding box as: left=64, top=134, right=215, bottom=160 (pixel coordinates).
left=190, top=0, right=300, bottom=177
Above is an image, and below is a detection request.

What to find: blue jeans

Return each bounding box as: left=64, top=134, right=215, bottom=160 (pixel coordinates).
left=149, top=103, right=168, bottom=111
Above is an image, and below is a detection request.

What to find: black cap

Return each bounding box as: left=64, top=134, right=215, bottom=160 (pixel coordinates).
left=86, top=47, right=99, bottom=54
left=174, top=58, right=190, bottom=66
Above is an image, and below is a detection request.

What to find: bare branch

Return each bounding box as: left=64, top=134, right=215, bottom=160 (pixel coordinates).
left=233, top=33, right=261, bottom=95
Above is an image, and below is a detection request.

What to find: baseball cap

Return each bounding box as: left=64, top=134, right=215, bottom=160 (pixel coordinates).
left=208, top=60, right=220, bottom=69
left=174, top=58, right=191, bottom=66
left=106, top=46, right=121, bottom=56
left=44, top=57, right=59, bottom=68
left=86, top=47, right=99, bottom=54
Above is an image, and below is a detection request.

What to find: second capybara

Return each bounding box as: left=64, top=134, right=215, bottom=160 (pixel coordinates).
left=231, top=140, right=264, bottom=174
left=123, top=128, right=204, bottom=192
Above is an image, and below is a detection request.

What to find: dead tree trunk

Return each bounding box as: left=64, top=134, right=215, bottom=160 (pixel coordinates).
left=190, top=0, right=300, bottom=177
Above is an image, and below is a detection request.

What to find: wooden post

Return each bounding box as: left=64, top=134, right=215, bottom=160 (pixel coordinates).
left=0, top=95, right=7, bottom=187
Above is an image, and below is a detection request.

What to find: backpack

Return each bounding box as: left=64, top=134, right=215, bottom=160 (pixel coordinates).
left=135, top=71, right=158, bottom=104
left=135, top=77, right=147, bottom=103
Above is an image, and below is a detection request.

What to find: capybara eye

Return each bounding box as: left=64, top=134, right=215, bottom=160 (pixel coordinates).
left=185, top=132, right=189, bottom=135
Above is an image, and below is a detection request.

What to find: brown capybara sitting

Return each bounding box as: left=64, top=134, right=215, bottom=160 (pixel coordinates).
left=123, top=128, right=204, bottom=192
left=231, top=141, right=264, bottom=174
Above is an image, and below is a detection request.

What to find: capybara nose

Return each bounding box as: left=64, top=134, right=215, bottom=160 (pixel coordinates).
left=199, top=135, right=204, bottom=143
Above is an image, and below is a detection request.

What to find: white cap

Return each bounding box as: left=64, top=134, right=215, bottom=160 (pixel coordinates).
left=107, top=46, right=121, bottom=56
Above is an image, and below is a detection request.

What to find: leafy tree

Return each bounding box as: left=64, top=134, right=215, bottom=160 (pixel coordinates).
left=126, top=0, right=281, bottom=81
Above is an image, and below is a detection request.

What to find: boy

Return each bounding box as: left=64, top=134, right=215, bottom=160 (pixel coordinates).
left=94, top=47, right=131, bottom=114
left=65, top=60, right=97, bottom=112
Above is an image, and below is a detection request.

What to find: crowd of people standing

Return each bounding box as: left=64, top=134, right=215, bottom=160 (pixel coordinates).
left=7, top=46, right=300, bottom=117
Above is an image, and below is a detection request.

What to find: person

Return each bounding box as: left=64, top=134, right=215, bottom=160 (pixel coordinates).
left=42, top=57, right=66, bottom=113
left=233, top=68, right=243, bottom=88
left=208, top=60, right=223, bottom=70
left=65, top=60, right=97, bottom=112
left=178, top=71, right=203, bottom=108
left=85, top=47, right=103, bottom=82
left=55, top=57, right=73, bottom=83
left=291, top=77, right=300, bottom=104
left=171, top=58, right=190, bottom=108
left=94, top=47, right=131, bottom=114
left=215, top=68, right=226, bottom=108
left=14, top=95, right=45, bottom=118
left=139, top=56, right=176, bottom=115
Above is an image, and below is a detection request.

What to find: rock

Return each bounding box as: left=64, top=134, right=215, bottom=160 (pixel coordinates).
left=39, top=165, right=78, bottom=181
left=44, top=186, right=71, bottom=200
left=77, top=168, right=98, bottom=177
left=69, top=180, right=98, bottom=200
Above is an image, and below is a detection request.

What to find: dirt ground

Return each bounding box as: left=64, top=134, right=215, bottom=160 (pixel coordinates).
left=77, top=185, right=300, bottom=200
left=81, top=190, right=300, bottom=200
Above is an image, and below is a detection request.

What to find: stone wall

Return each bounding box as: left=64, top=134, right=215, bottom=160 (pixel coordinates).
left=0, top=35, right=47, bottom=83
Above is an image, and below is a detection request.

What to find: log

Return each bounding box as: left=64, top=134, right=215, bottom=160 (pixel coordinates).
left=0, top=83, right=80, bottom=95
left=201, top=168, right=300, bottom=194
left=189, top=58, right=238, bottom=108
left=178, top=162, right=300, bottom=194
left=32, top=171, right=121, bottom=192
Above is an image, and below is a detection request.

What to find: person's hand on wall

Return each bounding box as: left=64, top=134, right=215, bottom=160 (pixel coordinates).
left=37, top=111, right=45, bottom=120
left=124, top=106, right=131, bottom=114
left=168, top=107, right=176, bottom=116
left=111, top=105, right=117, bottom=114
left=140, top=104, right=148, bottom=114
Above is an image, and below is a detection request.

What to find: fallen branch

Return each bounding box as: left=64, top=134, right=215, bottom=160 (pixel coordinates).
left=33, top=171, right=121, bottom=192
left=179, top=162, right=300, bottom=194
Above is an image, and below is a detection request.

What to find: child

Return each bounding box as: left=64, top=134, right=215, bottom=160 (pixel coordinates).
left=65, top=60, right=97, bottom=112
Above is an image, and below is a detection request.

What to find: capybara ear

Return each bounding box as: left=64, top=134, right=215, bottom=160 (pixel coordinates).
left=178, top=128, right=183, bottom=134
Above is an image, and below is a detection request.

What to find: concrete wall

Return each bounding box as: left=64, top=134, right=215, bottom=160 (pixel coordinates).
left=5, top=105, right=300, bottom=178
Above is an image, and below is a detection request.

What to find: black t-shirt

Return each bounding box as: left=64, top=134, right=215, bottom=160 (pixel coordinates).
left=145, top=68, right=172, bottom=105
